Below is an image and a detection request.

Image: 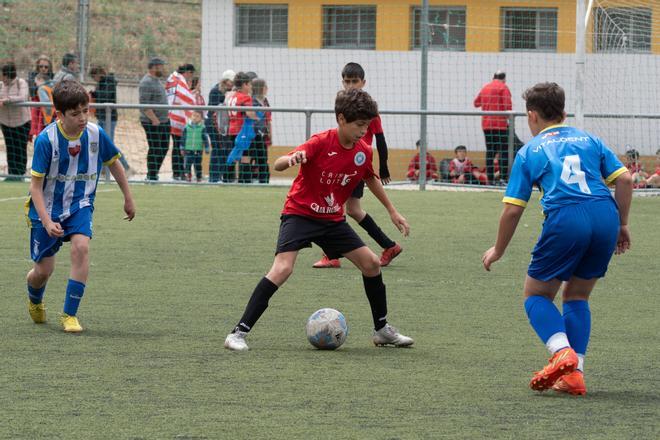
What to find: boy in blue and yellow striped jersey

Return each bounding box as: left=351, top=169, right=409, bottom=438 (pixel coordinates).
left=25, top=80, right=136, bottom=332
left=482, top=82, right=633, bottom=395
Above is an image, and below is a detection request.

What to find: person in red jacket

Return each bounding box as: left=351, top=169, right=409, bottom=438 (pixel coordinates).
left=474, top=70, right=512, bottom=183
left=406, top=139, right=438, bottom=182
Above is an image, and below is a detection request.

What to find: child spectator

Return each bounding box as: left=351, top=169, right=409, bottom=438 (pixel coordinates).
left=180, top=111, right=210, bottom=182
left=645, top=148, right=660, bottom=188
left=406, top=139, right=438, bottom=181
left=251, top=78, right=271, bottom=183
left=226, top=72, right=259, bottom=183
left=449, top=145, right=488, bottom=185
left=624, top=148, right=648, bottom=188
left=29, top=73, right=55, bottom=139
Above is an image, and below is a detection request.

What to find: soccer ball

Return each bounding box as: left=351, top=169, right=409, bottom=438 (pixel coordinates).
left=305, top=308, right=348, bottom=350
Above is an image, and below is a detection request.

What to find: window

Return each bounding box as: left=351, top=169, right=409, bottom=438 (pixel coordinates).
left=501, top=8, right=557, bottom=52
left=323, top=6, right=376, bottom=49
left=235, top=4, right=288, bottom=47
left=411, top=7, right=466, bottom=51
left=593, top=7, right=652, bottom=53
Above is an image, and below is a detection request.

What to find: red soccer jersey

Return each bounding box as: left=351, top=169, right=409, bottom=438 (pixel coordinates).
left=361, top=115, right=383, bottom=146
left=227, top=91, right=253, bottom=136
left=282, top=128, right=376, bottom=221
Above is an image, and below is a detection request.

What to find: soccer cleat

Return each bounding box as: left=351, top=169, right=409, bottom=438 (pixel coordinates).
left=224, top=331, right=249, bottom=352
left=59, top=314, right=83, bottom=333
left=552, top=370, right=587, bottom=396
left=373, top=324, right=414, bottom=347
left=379, top=243, right=402, bottom=267
left=529, top=347, right=578, bottom=391
left=312, top=255, right=341, bottom=269
left=28, top=301, right=47, bottom=324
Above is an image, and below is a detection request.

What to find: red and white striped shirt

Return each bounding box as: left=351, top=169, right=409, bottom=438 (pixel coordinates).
left=165, top=71, right=195, bottom=136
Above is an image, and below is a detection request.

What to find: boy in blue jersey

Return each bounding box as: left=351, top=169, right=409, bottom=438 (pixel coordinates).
left=26, top=80, right=136, bottom=332
left=482, top=82, right=633, bottom=395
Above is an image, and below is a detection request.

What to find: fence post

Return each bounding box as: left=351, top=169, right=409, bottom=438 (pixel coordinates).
left=305, top=110, right=312, bottom=140
left=419, top=0, right=429, bottom=191
left=575, top=0, right=586, bottom=129
left=76, top=0, right=90, bottom=82
left=507, top=113, right=515, bottom=182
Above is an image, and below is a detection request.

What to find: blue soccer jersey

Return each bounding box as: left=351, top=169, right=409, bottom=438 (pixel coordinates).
left=27, top=121, right=120, bottom=224
left=504, top=125, right=627, bottom=212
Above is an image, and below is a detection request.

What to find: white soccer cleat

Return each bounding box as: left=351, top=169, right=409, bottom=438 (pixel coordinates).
left=224, top=331, right=249, bottom=352
left=373, top=324, right=414, bottom=347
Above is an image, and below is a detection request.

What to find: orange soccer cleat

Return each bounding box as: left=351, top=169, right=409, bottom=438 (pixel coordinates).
left=552, top=370, right=587, bottom=396
left=312, top=254, right=341, bottom=269
left=529, top=347, right=578, bottom=392
left=379, top=243, right=402, bottom=267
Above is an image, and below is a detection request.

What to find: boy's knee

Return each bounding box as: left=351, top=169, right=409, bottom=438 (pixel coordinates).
left=362, top=254, right=381, bottom=277
left=270, top=263, right=294, bottom=283
left=70, top=241, right=89, bottom=261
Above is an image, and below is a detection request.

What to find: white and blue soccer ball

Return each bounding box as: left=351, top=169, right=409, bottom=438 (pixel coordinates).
left=305, top=308, right=348, bottom=350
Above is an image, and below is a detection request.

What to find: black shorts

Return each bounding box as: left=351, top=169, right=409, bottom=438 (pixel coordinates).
left=350, top=180, right=365, bottom=199
left=276, top=215, right=366, bottom=259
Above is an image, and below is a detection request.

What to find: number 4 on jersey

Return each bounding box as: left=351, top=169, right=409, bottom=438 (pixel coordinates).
left=560, top=155, right=591, bottom=194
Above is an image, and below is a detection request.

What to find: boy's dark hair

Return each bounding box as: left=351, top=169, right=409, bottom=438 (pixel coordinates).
left=341, top=62, right=365, bottom=80
left=493, top=70, right=506, bottom=80
left=625, top=148, right=639, bottom=160
left=522, top=82, right=565, bottom=122
left=454, top=145, right=467, bottom=153
left=52, top=79, right=89, bottom=113
left=335, top=89, right=378, bottom=123
left=177, top=63, right=196, bottom=74
left=89, top=65, right=106, bottom=77
left=62, top=53, right=78, bottom=67
left=233, top=71, right=251, bottom=88
left=1, top=62, right=17, bottom=80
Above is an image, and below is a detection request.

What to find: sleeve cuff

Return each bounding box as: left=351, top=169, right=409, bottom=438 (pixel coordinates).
left=31, top=170, right=46, bottom=177
left=103, top=153, right=121, bottom=167
left=502, top=196, right=527, bottom=208
left=605, top=166, right=628, bottom=185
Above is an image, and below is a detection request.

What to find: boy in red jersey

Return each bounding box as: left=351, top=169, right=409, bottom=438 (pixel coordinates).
left=224, top=89, right=413, bottom=351
left=313, top=62, right=402, bottom=268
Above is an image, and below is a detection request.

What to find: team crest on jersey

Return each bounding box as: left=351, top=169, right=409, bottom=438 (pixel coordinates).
left=90, top=141, right=99, bottom=154
left=68, top=142, right=81, bottom=157
left=354, top=151, right=366, bottom=166
left=324, top=193, right=335, bottom=206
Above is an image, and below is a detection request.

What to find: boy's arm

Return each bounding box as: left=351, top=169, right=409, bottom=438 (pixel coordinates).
left=613, top=171, right=633, bottom=255
left=274, top=150, right=306, bottom=172
left=482, top=203, right=525, bottom=271
left=108, top=160, right=136, bottom=221
left=29, top=176, right=64, bottom=237
left=364, top=175, right=410, bottom=237
left=374, top=133, right=390, bottom=184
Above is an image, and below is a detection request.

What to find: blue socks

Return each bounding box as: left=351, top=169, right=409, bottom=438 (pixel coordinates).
left=63, top=279, right=86, bottom=316
left=524, top=295, right=571, bottom=353
left=27, top=284, right=46, bottom=304
left=563, top=300, right=591, bottom=370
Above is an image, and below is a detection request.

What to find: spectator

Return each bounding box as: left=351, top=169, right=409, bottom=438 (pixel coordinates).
left=139, top=57, right=170, bottom=181
left=53, top=53, right=80, bottom=83
left=245, top=71, right=258, bottom=82
left=251, top=78, right=271, bottom=183
left=207, top=69, right=234, bottom=183
left=0, top=62, right=31, bottom=180
left=191, top=77, right=206, bottom=111
left=449, top=145, right=488, bottom=185
left=28, top=55, right=54, bottom=99
left=165, top=63, right=196, bottom=180
left=90, top=65, right=132, bottom=176
left=406, top=140, right=438, bottom=182
left=474, top=70, right=512, bottom=183
left=624, top=148, right=648, bottom=188
left=646, top=149, right=660, bottom=188
left=180, top=111, right=210, bottom=182
left=29, top=73, right=55, bottom=139
left=226, top=71, right=259, bottom=183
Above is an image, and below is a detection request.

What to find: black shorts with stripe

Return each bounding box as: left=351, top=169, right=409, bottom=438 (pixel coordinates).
left=275, top=215, right=365, bottom=259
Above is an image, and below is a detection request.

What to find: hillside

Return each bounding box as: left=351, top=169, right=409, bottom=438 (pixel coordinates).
left=0, top=0, right=201, bottom=81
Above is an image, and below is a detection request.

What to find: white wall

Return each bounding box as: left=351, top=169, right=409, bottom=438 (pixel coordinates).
left=202, top=0, right=659, bottom=154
